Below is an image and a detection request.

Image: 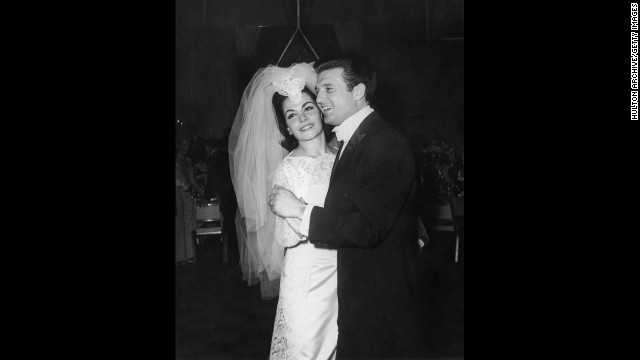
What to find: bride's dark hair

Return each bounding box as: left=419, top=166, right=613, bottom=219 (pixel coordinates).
left=272, top=87, right=331, bottom=152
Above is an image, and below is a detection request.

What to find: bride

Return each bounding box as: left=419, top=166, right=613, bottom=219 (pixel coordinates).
left=229, top=63, right=338, bottom=360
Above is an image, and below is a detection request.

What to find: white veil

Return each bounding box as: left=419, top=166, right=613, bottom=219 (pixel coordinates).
left=229, top=62, right=317, bottom=300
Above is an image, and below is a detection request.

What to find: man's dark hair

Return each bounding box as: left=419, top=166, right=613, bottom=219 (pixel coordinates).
left=313, top=54, right=377, bottom=103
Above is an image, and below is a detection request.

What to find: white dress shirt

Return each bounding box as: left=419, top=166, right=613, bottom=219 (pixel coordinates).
left=299, top=105, right=374, bottom=237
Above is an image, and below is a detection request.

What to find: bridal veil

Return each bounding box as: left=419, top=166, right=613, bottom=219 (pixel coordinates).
left=228, top=62, right=317, bottom=299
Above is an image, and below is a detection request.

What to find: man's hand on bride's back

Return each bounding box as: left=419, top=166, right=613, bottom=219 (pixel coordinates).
left=269, top=185, right=304, bottom=219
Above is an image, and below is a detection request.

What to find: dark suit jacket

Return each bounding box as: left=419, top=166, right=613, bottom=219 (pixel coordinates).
left=308, top=111, right=428, bottom=359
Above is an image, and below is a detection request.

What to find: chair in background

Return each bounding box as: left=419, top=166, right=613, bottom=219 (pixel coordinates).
left=192, top=200, right=228, bottom=263
left=435, top=198, right=463, bottom=263
left=450, top=196, right=464, bottom=263
left=417, top=217, right=430, bottom=251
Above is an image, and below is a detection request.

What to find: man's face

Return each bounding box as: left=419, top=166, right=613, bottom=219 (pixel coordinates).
left=315, top=68, right=359, bottom=126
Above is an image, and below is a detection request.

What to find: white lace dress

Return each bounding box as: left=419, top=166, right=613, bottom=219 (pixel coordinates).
left=269, top=152, right=338, bottom=360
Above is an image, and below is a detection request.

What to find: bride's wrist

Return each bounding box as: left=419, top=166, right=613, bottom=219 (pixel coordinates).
left=297, top=196, right=308, bottom=219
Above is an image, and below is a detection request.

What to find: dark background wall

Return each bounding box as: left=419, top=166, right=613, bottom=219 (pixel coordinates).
left=176, top=0, right=464, bottom=148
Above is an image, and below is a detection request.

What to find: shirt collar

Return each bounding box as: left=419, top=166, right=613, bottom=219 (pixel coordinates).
left=332, top=105, right=373, bottom=143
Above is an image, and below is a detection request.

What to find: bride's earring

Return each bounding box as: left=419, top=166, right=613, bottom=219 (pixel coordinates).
left=287, top=128, right=293, bottom=135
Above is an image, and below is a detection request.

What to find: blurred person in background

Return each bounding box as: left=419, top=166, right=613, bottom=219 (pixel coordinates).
left=176, top=136, right=204, bottom=265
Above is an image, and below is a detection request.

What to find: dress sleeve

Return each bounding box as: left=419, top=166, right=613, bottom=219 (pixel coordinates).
left=273, top=160, right=305, bottom=248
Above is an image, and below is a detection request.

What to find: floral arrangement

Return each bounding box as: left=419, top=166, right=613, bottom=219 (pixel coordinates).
left=426, top=139, right=456, bottom=163
left=420, top=138, right=463, bottom=199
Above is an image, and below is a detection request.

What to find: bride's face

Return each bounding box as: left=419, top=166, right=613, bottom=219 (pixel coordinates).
left=282, top=92, right=324, bottom=142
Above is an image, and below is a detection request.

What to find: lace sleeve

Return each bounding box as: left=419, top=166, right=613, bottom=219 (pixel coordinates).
left=273, top=160, right=304, bottom=248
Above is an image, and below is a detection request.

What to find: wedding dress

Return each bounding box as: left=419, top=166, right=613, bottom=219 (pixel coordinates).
left=269, top=152, right=338, bottom=360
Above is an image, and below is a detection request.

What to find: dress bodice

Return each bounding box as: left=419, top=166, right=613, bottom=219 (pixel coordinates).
left=276, top=152, right=335, bottom=202
left=272, top=152, right=336, bottom=248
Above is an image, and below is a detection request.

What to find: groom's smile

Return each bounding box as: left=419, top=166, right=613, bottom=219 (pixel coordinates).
left=315, top=68, right=359, bottom=126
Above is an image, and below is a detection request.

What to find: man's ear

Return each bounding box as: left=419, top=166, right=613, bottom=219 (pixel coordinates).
left=352, top=83, right=366, bottom=101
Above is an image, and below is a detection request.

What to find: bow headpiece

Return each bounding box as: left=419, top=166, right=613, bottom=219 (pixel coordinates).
left=272, top=66, right=306, bottom=103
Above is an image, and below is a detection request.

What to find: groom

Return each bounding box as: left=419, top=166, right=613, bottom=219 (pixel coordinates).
left=270, top=54, right=429, bottom=359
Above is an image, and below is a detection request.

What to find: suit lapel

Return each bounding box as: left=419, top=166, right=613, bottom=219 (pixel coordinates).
left=328, top=111, right=380, bottom=189
left=336, top=130, right=364, bottom=171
